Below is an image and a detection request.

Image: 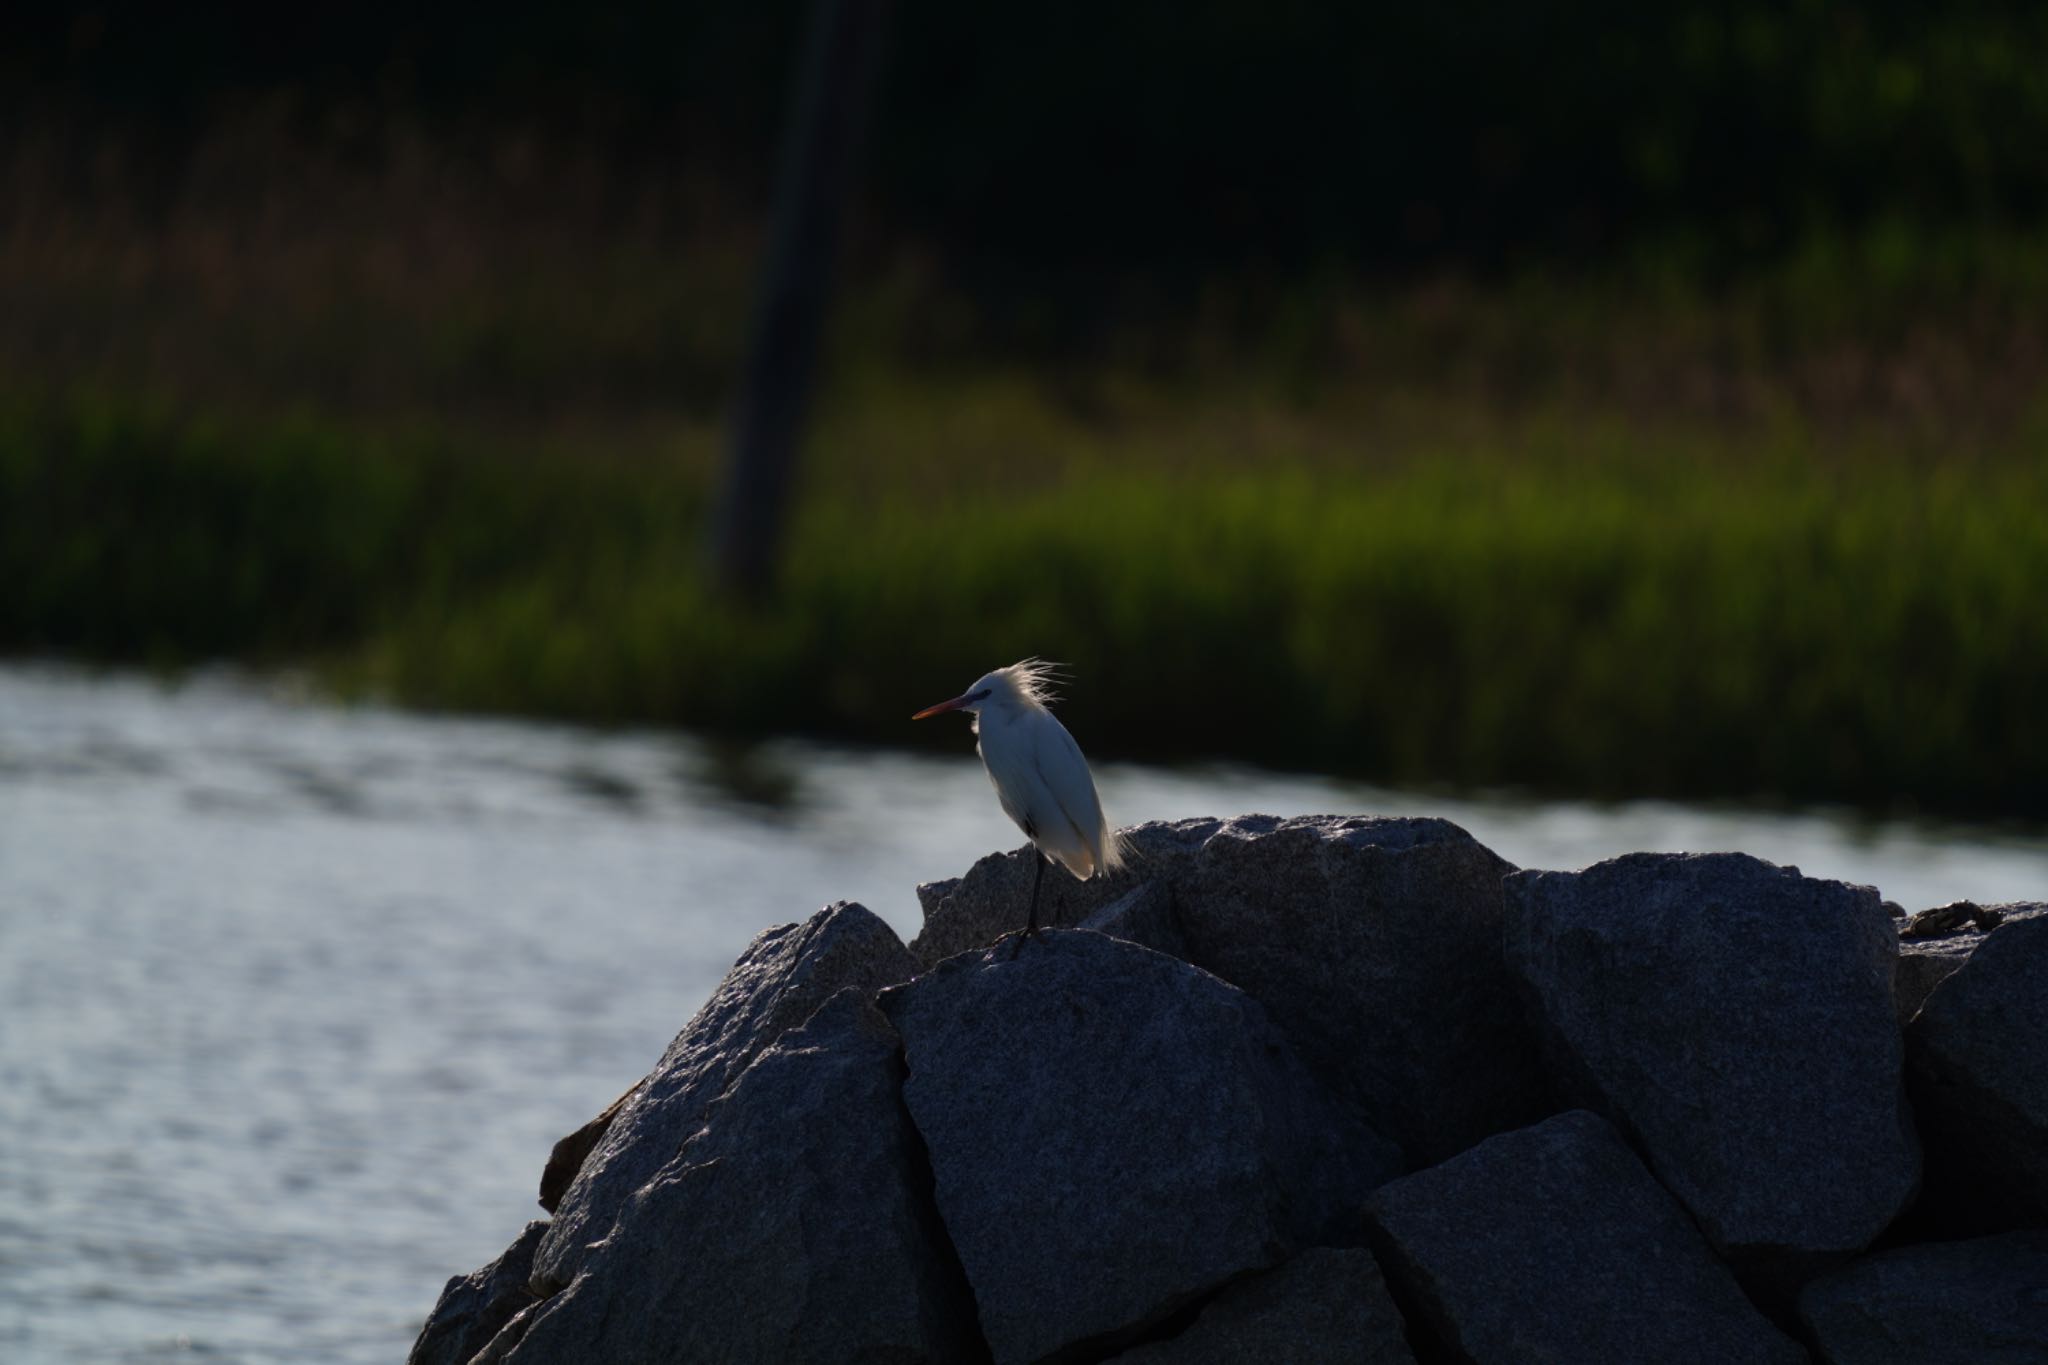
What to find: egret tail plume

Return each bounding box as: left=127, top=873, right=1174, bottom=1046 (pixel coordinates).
left=1097, top=824, right=1131, bottom=876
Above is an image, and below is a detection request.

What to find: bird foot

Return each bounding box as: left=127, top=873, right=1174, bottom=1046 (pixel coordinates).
left=1003, top=926, right=1039, bottom=960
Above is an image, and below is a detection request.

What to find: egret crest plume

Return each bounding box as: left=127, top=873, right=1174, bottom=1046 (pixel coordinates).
left=982, top=658, right=1064, bottom=712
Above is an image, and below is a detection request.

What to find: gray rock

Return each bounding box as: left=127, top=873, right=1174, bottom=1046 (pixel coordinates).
left=408, top=1220, right=546, bottom=1365
left=1108, top=1248, right=1417, bottom=1365
left=881, top=929, right=1402, bottom=1365
left=1080, top=879, right=1188, bottom=958
left=911, top=817, right=1222, bottom=964
left=1908, top=914, right=2048, bottom=1228
left=1797, top=1231, right=2048, bottom=1365
left=1174, top=814, right=1544, bottom=1164
left=1897, top=903, right=2048, bottom=1024
left=495, top=992, right=981, bottom=1365
left=467, top=1302, right=540, bottom=1365
left=1505, top=852, right=1919, bottom=1287
left=1903, top=900, right=2002, bottom=939
left=917, top=814, right=1544, bottom=1164
left=531, top=900, right=919, bottom=1291
left=537, top=1084, right=632, bottom=1214
left=1364, top=1111, right=1807, bottom=1365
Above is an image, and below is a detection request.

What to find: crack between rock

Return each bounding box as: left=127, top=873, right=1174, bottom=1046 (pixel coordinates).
left=890, top=1034, right=995, bottom=1365
left=1359, top=1221, right=1466, bottom=1365
left=1047, top=1263, right=1252, bottom=1365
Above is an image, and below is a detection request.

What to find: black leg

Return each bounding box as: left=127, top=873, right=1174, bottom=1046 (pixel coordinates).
left=1028, top=850, right=1044, bottom=934
left=1009, top=852, right=1045, bottom=959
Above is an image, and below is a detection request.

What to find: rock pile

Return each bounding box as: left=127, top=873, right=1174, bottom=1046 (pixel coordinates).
left=411, top=816, right=2048, bottom=1364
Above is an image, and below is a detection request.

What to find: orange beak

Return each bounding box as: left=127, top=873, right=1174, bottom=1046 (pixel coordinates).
left=911, top=694, right=971, bottom=720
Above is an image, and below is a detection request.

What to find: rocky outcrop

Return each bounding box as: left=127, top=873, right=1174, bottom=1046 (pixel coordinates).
left=1174, top=815, right=1547, bottom=1164
left=407, top=1221, right=545, bottom=1365
left=1895, top=901, right=2047, bottom=1022
left=413, top=815, right=2044, bottom=1365
left=880, top=930, right=1401, bottom=1365
left=1908, top=914, right=2048, bottom=1229
left=1365, top=1111, right=1807, bottom=1364
left=1079, top=878, right=1186, bottom=958
left=918, top=815, right=1548, bottom=1165
left=1505, top=852, right=1919, bottom=1290
left=1107, top=1248, right=1416, bottom=1365
left=529, top=900, right=918, bottom=1291
left=492, top=992, right=980, bottom=1363
left=910, top=817, right=1220, bottom=963
left=1797, top=1231, right=2048, bottom=1364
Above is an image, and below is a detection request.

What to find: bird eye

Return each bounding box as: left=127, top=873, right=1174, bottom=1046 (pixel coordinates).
left=970, top=689, right=992, bottom=702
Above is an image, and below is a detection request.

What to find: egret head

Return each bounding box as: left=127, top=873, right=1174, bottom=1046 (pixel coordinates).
left=911, top=658, right=1061, bottom=720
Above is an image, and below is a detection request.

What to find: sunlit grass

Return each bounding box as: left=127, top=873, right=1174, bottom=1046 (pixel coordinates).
left=6, top=386, right=2043, bottom=816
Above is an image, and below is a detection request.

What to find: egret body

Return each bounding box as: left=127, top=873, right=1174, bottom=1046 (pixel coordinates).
left=913, top=660, right=1125, bottom=948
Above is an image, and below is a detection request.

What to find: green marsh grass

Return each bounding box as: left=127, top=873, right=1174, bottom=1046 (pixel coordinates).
left=8, top=127, right=2047, bottom=814
left=5, top=388, right=2043, bottom=817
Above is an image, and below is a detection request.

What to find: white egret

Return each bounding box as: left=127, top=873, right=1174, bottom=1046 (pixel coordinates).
left=913, top=659, right=1127, bottom=951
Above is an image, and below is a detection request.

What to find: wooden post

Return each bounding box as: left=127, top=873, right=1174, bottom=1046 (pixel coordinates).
left=708, top=0, right=892, bottom=598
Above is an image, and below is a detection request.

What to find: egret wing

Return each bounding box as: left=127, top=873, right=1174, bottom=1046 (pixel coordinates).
left=1030, top=710, right=1117, bottom=877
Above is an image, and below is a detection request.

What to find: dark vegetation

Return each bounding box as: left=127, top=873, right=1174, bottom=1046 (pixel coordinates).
left=4, top=3, right=2046, bottom=816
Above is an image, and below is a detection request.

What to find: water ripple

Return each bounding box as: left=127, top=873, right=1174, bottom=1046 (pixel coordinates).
left=1, top=662, right=2044, bottom=1362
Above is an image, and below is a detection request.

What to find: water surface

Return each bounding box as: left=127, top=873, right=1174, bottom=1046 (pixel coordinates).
left=3, top=664, right=2042, bottom=1362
